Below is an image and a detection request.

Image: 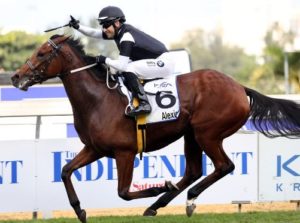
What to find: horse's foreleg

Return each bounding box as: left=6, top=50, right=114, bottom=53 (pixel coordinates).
left=61, top=146, right=102, bottom=223
left=115, top=151, right=178, bottom=201
left=144, top=132, right=203, bottom=216
left=186, top=140, right=234, bottom=217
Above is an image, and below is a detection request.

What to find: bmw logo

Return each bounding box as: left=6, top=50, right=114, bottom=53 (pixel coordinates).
left=157, top=60, right=165, bottom=67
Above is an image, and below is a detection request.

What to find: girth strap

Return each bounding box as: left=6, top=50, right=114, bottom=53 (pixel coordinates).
left=137, top=121, right=146, bottom=160
left=134, top=98, right=147, bottom=160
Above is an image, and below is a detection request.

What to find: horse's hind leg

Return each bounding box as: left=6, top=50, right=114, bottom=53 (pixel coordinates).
left=144, top=131, right=203, bottom=216
left=186, top=139, right=234, bottom=217
left=61, top=146, right=103, bottom=223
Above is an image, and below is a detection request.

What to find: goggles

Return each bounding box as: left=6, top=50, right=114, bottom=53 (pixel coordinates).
left=100, top=20, right=115, bottom=29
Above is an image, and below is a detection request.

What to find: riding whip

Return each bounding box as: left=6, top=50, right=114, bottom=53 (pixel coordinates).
left=44, top=24, right=69, bottom=32
left=70, top=63, right=97, bottom=73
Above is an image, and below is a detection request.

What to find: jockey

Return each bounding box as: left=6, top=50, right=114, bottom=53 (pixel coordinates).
left=69, top=6, right=175, bottom=117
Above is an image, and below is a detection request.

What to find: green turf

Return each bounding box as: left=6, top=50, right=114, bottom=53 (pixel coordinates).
left=1, top=211, right=300, bottom=223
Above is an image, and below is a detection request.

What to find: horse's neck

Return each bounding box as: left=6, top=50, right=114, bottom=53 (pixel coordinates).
left=61, top=69, right=109, bottom=115
left=59, top=45, right=119, bottom=120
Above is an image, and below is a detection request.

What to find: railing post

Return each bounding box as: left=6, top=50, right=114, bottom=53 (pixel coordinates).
left=32, top=115, right=41, bottom=220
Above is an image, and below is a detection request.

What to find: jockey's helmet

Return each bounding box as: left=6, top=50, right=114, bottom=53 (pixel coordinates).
left=98, top=6, right=126, bottom=25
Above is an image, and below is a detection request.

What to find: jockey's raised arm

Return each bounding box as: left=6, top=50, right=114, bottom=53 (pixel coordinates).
left=77, top=24, right=103, bottom=39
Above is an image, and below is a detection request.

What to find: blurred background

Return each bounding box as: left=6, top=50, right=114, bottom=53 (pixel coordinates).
left=1, top=0, right=300, bottom=94
left=0, top=1, right=300, bottom=218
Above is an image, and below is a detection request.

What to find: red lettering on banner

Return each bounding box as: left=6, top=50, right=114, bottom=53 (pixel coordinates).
left=130, top=182, right=165, bottom=191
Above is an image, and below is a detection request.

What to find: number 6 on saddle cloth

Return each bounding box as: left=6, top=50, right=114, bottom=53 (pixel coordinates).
left=119, top=75, right=180, bottom=123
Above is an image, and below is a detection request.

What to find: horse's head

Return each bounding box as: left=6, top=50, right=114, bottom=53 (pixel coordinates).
left=11, top=35, right=70, bottom=91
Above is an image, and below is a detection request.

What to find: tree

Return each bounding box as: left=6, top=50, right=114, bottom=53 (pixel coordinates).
left=289, top=52, right=300, bottom=92
left=0, top=31, right=48, bottom=71
left=250, top=22, right=300, bottom=94
left=0, top=18, right=119, bottom=72
left=170, top=28, right=257, bottom=85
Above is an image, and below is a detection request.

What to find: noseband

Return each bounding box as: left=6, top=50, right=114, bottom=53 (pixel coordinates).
left=26, top=39, right=63, bottom=84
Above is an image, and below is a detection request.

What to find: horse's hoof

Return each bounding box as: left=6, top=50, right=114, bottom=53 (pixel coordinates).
left=78, top=209, right=87, bottom=223
left=186, top=204, right=196, bottom=217
left=165, top=181, right=179, bottom=191
left=143, top=208, right=157, bottom=216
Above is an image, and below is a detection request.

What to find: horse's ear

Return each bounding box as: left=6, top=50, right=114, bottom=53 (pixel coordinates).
left=57, top=35, right=71, bottom=44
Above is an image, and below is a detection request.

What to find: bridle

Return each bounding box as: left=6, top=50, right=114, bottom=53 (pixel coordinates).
left=25, top=37, right=118, bottom=89
left=25, top=38, right=64, bottom=84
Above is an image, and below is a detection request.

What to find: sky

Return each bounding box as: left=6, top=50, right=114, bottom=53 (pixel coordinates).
left=0, top=0, right=300, bottom=55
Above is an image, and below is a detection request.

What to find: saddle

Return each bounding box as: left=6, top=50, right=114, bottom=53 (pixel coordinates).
left=110, top=73, right=180, bottom=159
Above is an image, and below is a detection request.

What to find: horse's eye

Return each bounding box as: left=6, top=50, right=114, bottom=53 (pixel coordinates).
left=37, top=52, right=44, bottom=58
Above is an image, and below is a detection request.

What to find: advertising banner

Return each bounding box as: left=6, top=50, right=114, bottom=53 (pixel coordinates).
left=0, top=141, right=36, bottom=212
left=258, top=135, right=300, bottom=201
left=0, top=133, right=258, bottom=212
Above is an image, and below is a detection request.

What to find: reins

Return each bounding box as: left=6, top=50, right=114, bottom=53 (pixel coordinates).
left=70, top=63, right=119, bottom=90
left=106, top=69, right=119, bottom=89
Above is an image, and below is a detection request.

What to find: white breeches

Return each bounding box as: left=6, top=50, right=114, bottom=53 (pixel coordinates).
left=125, top=52, right=175, bottom=79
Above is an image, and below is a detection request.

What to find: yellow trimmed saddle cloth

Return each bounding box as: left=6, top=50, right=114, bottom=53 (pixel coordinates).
left=125, top=77, right=180, bottom=159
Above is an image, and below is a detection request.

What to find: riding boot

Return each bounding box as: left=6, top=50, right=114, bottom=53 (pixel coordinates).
left=123, top=72, right=151, bottom=117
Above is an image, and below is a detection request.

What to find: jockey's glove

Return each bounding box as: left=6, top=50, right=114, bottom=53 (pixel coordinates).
left=69, top=15, right=80, bottom=29
left=95, top=55, right=106, bottom=64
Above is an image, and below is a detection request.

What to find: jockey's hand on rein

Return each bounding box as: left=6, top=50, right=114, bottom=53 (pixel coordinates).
left=69, top=15, right=80, bottom=29
left=95, top=55, right=106, bottom=64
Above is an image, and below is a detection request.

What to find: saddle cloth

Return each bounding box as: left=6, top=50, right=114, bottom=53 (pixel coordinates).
left=119, top=76, right=180, bottom=123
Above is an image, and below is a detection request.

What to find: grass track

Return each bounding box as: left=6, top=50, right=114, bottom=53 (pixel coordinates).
left=1, top=211, right=300, bottom=223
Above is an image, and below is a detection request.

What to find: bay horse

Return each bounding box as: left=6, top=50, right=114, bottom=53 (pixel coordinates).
left=11, top=35, right=300, bottom=223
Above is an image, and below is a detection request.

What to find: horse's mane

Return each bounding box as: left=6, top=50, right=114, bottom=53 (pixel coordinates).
left=50, top=34, right=106, bottom=77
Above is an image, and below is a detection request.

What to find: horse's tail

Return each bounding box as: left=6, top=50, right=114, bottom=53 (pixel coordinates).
left=245, top=87, right=300, bottom=138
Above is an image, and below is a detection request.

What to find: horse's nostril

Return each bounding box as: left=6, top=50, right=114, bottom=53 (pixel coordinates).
left=11, top=74, right=20, bottom=87
left=11, top=74, right=19, bottom=81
